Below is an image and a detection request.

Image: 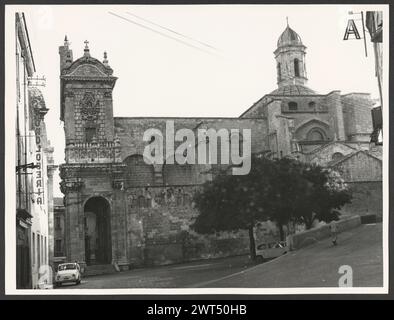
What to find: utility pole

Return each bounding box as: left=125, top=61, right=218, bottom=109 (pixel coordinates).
left=347, top=11, right=368, bottom=57
left=361, top=11, right=368, bottom=57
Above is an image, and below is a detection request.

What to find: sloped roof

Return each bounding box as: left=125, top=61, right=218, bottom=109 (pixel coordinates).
left=304, top=141, right=358, bottom=155
left=61, top=55, right=116, bottom=79
left=269, top=84, right=317, bottom=96
left=328, top=150, right=382, bottom=167
left=368, top=146, right=383, bottom=159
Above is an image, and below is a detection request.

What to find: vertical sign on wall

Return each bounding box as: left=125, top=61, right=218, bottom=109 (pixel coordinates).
left=34, top=111, right=44, bottom=205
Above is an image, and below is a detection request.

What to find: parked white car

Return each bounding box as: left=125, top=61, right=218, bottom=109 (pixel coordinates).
left=256, top=241, right=288, bottom=261
left=55, top=263, right=81, bottom=286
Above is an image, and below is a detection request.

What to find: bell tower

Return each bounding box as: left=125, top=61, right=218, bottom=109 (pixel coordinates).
left=59, top=38, right=118, bottom=163
left=274, top=20, right=308, bottom=87
left=58, top=38, right=128, bottom=268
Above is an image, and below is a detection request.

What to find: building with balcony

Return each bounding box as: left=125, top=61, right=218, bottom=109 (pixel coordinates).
left=15, top=12, right=56, bottom=288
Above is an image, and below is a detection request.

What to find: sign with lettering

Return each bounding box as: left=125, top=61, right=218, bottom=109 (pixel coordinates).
left=343, top=19, right=361, bottom=40
left=34, top=113, right=44, bottom=205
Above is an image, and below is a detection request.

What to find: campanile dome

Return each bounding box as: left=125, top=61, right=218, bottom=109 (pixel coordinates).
left=277, top=25, right=303, bottom=47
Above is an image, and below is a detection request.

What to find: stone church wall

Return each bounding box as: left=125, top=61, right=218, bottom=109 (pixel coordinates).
left=115, top=117, right=268, bottom=161
left=333, top=151, right=382, bottom=182
left=341, top=93, right=374, bottom=142
left=341, top=182, right=382, bottom=217
left=331, top=151, right=382, bottom=217
left=125, top=186, right=250, bottom=267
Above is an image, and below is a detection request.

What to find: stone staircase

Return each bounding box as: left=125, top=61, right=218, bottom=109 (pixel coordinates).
left=83, top=264, right=117, bottom=277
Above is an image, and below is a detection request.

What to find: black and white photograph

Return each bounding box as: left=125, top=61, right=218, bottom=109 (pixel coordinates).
left=3, top=3, right=389, bottom=295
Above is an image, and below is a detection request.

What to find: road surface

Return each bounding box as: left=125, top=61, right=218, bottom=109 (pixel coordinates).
left=58, top=223, right=383, bottom=289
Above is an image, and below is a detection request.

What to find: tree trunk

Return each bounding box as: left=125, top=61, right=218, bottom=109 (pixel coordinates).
left=305, top=216, right=313, bottom=230
left=278, top=223, right=285, bottom=241
left=248, top=225, right=256, bottom=261
left=305, top=212, right=316, bottom=230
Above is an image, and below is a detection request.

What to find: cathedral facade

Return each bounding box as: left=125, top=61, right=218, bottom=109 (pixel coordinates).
left=58, top=25, right=382, bottom=270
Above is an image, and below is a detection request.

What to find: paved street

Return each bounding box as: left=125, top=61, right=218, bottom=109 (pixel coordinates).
left=59, top=223, right=382, bottom=289
left=199, top=223, right=383, bottom=288
left=58, top=254, right=255, bottom=289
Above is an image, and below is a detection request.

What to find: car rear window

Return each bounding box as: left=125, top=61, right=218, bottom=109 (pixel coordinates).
left=58, top=264, right=76, bottom=271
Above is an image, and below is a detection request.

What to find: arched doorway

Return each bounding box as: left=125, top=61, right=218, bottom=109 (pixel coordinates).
left=84, top=197, right=112, bottom=265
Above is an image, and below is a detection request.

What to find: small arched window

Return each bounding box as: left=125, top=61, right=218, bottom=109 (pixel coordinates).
left=277, top=63, right=281, bottom=81
left=332, top=152, right=344, bottom=161
left=308, top=101, right=316, bottom=108
left=294, top=58, right=300, bottom=77
left=288, top=101, right=298, bottom=111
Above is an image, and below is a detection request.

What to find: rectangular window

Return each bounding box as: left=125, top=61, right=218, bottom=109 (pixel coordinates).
left=55, top=216, right=61, bottom=230
left=32, top=232, right=35, bottom=265
left=44, top=237, right=47, bottom=264
left=85, top=127, right=96, bottom=143
left=41, top=235, right=44, bottom=264
left=55, top=240, right=62, bottom=256
left=37, top=235, right=40, bottom=268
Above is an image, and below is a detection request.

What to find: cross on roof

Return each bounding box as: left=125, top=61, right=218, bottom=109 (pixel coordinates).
left=84, top=40, right=89, bottom=49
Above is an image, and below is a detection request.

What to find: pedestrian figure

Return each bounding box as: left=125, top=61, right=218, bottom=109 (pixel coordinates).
left=330, top=220, right=338, bottom=246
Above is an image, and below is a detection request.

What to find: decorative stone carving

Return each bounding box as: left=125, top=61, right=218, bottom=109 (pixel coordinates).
left=80, top=92, right=100, bottom=121
left=104, top=91, right=112, bottom=98
left=62, top=57, right=115, bottom=77
left=59, top=165, right=74, bottom=179
left=34, top=106, right=48, bottom=121
left=60, top=179, right=84, bottom=194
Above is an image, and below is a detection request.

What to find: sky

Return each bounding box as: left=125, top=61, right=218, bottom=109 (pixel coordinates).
left=6, top=4, right=386, bottom=196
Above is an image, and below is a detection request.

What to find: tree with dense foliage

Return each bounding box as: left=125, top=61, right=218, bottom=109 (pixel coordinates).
left=293, top=165, right=352, bottom=229
left=191, top=155, right=352, bottom=260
